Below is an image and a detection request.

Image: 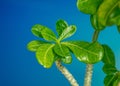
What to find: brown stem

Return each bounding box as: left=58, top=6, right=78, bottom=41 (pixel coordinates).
left=55, top=60, right=79, bottom=86
left=84, top=30, right=100, bottom=86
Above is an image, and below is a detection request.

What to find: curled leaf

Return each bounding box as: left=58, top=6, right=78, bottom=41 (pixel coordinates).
left=97, top=0, right=119, bottom=26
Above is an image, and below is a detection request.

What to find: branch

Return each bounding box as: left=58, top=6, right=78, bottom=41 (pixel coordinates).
left=84, top=64, right=93, bottom=86
left=84, top=30, right=100, bottom=86
left=55, top=60, right=79, bottom=86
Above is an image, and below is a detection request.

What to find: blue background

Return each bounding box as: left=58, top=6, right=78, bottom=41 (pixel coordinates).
left=0, top=0, right=120, bottom=86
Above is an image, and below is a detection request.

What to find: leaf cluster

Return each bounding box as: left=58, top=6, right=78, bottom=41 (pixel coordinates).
left=102, top=45, right=120, bottom=86
left=27, top=19, right=104, bottom=68
left=77, top=0, right=120, bottom=32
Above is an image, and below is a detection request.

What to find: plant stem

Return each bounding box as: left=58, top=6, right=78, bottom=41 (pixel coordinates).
left=84, top=64, right=93, bottom=86
left=84, top=30, right=100, bottom=86
left=92, top=30, right=100, bottom=42
left=55, top=60, right=79, bottom=86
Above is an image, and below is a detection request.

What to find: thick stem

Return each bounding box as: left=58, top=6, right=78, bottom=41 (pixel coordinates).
left=84, top=30, right=100, bottom=86
left=84, top=64, right=93, bottom=86
left=55, top=60, right=79, bottom=86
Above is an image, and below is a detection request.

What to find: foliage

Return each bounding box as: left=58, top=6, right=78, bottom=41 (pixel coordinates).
left=77, top=0, right=120, bottom=85
left=102, top=45, right=120, bottom=86
left=27, top=0, right=120, bottom=85
left=77, top=0, right=120, bottom=31
left=27, top=19, right=104, bottom=68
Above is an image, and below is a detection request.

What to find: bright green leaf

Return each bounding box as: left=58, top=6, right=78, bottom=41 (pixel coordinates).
left=58, top=25, right=76, bottom=41
left=36, top=44, right=55, bottom=68
left=63, top=41, right=104, bottom=64
left=27, top=40, right=48, bottom=52
left=97, top=0, right=119, bottom=26
left=77, top=0, right=103, bottom=14
left=103, top=64, right=117, bottom=74
left=53, top=44, right=71, bottom=57
left=102, top=45, right=115, bottom=66
left=31, top=24, right=43, bottom=38
left=41, top=26, right=57, bottom=42
left=32, top=24, right=57, bottom=41
left=56, top=19, right=68, bottom=36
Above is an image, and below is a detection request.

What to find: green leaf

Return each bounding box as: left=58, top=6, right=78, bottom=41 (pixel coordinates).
left=31, top=24, right=43, bottom=38
left=113, top=78, right=120, bottom=86
left=36, top=44, right=55, bottom=68
left=90, top=15, right=105, bottom=30
left=32, top=24, right=57, bottom=41
left=61, top=56, right=72, bottom=64
left=27, top=40, right=48, bottom=52
left=104, top=75, right=117, bottom=86
left=77, top=0, right=103, bottom=14
left=58, top=25, right=76, bottom=41
left=56, top=19, right=68, bottom=36
left=102, top=45, right=115, bottom=66
left=63, top=41, right=104, bottom=64
left=97, top=0, right=119, bottom=26
left=41, top=27, right=57, bottom=42
left=103, top=64, right=117, bottom=74
left=53, top=44, right=71, bottom=57
left=104, top=72, right=120, bottom=86
left=107, top=5, right=120, bottom=26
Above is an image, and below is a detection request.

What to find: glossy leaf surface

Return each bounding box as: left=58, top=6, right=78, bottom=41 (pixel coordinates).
left=77, top=0, right=103, bottom=14
left=36, top=44, right=54, bottom=68
left=102, top=45, right=115, bottom=66
left=58, top=25, right=76, bottom=41
left=31, top=24, right=43, bottom=38
left=27, top=40, right=48, bottom=52
left=56, top=19, right=68, bottom=36
left=63, top=41, right=104, bottom=64
left=53, top=44, right=71, bottom=57
left=97, top=0, right=119, bottom=26
left=32, top=24, right=57, bottom=41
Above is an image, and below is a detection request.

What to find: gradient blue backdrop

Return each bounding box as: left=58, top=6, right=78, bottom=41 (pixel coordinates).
left=0, top=0, right=120, bottom=86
